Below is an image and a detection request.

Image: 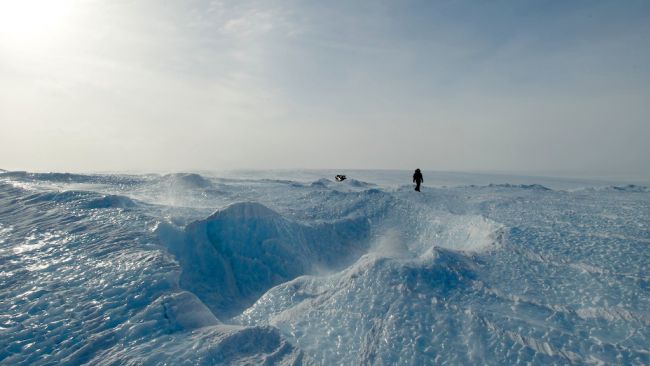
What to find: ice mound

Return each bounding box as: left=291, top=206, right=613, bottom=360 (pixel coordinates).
left=137, top=172, right=226, bottom=208
left=13, top=190, right=138, bottom=210
left=237, top=248, right=480, bottom=365
left=342, top=178, right=375, bottom=188
left=19, top=189, right=93, bottom=204
left=159, top=173, right=214, bottom=189
left=157, top=202, right=371, bottom=318
left=260, top=178, right=300, bottom=185
left=94, top=322, right=313, bottom=365
left=309, top=177, right=376, bottom=192
left=576, top=185, right=650, bottom=193
left=310, top=178, right=332, bottom=188
left=91, top=291, right=313, bottom=365
left=0, top=171, right=97, bottom=183
left=607, top=184, right=648, bottom=192
left=83, top=194, right=137, bottom=209
left=487, top=183, right=551, bottom=191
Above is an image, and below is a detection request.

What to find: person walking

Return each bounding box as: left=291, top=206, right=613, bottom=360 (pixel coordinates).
left=413, top=169, right=423, bottom=192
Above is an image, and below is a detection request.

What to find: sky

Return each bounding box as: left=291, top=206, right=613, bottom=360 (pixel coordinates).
left=1, top=0, right=649, bottom=179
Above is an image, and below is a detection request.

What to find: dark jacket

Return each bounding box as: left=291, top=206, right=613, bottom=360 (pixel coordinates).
left=413, top=170, right=423, bottom=183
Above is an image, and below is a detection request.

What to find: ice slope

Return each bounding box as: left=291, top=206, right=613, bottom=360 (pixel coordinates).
left=0, top=181, right=311, bottom=365
left=1, top=170, right=649, bottom=365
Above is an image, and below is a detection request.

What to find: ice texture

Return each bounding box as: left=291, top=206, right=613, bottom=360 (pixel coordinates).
left=1, top=170, right=649, bottom=365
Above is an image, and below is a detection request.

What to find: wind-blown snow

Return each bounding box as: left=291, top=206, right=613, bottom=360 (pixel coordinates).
left=1, top=170, right=648, bottom=365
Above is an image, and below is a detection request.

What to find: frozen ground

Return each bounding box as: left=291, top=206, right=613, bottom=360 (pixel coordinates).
left=0, top=170, right=648, bottom=365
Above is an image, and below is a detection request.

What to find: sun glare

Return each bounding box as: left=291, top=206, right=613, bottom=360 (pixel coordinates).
left=0, top=0, right=74, bottom=45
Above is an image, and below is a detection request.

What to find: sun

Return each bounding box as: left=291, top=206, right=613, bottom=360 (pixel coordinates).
left=0, top=0, right=74, bottom=46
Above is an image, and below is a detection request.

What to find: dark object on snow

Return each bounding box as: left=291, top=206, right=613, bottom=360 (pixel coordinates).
left=413, top=169, right=423, bottom=192
left=335, top=175, right=347, bottom=182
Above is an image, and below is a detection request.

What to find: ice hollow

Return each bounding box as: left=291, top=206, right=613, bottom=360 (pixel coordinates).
left=157, top=201, right=371, bottom=318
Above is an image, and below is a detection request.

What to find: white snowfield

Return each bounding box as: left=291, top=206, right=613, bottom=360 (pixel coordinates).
left=0, top=170, right=648, bottom=365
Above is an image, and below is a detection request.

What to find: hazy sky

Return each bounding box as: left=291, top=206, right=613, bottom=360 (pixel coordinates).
left=1, top=0, right=649, bottom=178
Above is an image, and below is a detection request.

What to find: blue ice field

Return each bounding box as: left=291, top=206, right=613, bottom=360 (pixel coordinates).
left=0, top=170, right=648, bottom=365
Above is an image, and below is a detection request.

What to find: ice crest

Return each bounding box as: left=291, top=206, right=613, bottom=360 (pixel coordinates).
left=207, top=201, right=282, bottom=220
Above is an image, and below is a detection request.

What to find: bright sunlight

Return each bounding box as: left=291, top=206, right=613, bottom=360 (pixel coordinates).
left=0, top=0, right=75, bottom=46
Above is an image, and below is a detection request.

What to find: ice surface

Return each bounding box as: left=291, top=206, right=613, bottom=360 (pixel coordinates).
left=0, top=180, right=310, bottom=365
left=1, top=171, right=649, bottom=365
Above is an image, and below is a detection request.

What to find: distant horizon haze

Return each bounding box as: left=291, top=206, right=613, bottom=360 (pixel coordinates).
left=1, top=167, right=648, bottom=186
left=1, top=0, right=649, bottom=179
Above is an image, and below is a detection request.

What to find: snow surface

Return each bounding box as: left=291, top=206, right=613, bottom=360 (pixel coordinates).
left=0, top=170, right=649, bottom=365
